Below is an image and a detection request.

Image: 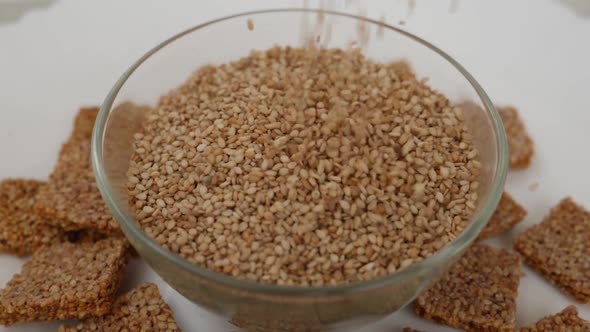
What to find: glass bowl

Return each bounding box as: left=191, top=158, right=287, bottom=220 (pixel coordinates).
left=92, top=8, right=508, bottom=331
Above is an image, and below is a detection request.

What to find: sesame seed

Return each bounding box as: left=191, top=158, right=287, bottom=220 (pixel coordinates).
left=127, top=46, right=481, bottom=286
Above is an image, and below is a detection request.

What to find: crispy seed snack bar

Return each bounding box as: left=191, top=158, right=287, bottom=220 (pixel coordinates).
left=0, top=238, right=129, bottom=325
left=514, top=197, right=590, bottom=303
left=498, top=106, right=534, bottom=168
left=72, top=107, right=100, bottom=139
left=59, top=283, right=181, bottom=332
left=0, top=179, right=103, bottom=256
left=415, top=244, right=521, bottom=332
left=518, top=305, right=590, bottom=331
left=478, top=192, right=527, bottom=240
left=0, top=179, right=66, bottom=256
left=34, top=107, right=121, bottom=235
left=403, top=328, right=423, bottom=332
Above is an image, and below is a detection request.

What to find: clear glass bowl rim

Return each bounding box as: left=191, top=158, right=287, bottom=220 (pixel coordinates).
left=92, top=8, right=509, bottom=297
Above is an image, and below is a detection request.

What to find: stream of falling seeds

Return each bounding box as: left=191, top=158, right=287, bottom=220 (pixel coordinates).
left=300, top=0, right=377, bottom=51
left=407, top=0, right=416, bottom=16
left=377, top=15, right=386, bottom=40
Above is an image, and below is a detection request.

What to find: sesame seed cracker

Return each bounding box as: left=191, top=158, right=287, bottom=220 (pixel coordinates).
left=415, top=244, right=521, bottom=332
left=73, top=107, right=102, bottom=139
left=0, top=179, right=66, bottom=256
left=498, top=106, right=534, bottom=169
left=478, top=192, right=527, bottom=240
left=59, top=283, right=181, bottom=332
left=0, top=179, right=103, bottom=256
left=0, top=237, right=129, bottom=325
left=514, top=197, right=590, bottom=303
left=34, top=107, right=121, bottom=235
left=518, top=305, right=590, bottom=331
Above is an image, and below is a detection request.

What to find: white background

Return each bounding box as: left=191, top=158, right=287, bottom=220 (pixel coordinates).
left=1, top=0, right=589, bottom=331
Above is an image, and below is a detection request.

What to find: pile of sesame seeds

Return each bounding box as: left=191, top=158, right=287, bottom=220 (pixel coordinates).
left=127, top=46, right=481, bottom=286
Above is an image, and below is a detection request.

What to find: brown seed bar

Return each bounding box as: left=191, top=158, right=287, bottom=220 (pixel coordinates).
left=403, top=328, right=424, bottom=332
left=498, top=106, right=534, bottom=168
left=34, top=107, right=121, bottom=235
left=415, top=244, right=521, bottom=332
left=518, top=305, right=590, bottom=331
left=59, top=283, right=182, bottom=332
left=514, top=197, right=590, bottom=303
left=478, top=192, right=527, bottom=240
left=0, top=179, right=66, bottom=256
left=0, top=179, right=103, bottom=256
left=0, top=237, right=129, bottom=325
left=72, top=107, right=101, bottom=139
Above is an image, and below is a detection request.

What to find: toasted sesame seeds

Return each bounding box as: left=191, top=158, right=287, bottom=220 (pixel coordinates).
left=514, top=197, right=590, bottom=303
left=415, top=244, right=521, bottom=332
left=478, top=192, right=527, bottom=240
left=128, top=46, right=481, bottom=286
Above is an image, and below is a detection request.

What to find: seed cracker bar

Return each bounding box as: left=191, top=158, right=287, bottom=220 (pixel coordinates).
left=0, top=179, right=103, bottom=256
left=415, top=244, right=521, bottom=332
left=514, top=197, right=590, bottom=303
left=34, top=107, right=121, bottom=235
left=0, top=179, right=66, bottom=256
left=0, top=237, right=128, bottom=325
left=498, top=106, right=534, bottom=169
left=72, top=107, right=101, bottom=139
left=59, top=283, right=182, bottom=332
left=403, top=328, right=423, bottom=332
left=478, top=192, right=527, bottom=240
left=518, top=305, right=590, bottom=331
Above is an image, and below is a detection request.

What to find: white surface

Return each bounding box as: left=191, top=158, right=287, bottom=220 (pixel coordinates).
left=1, top=0, right=589, bottom=331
